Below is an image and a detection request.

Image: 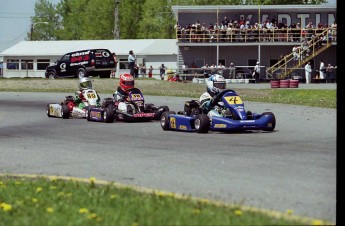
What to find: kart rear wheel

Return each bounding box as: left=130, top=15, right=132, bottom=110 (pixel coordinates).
left=160, top=111, right=175, bottom=130
left=154, top=106, right=169, bottom=120
left=86, top=107, right=91, bottom=121
left=61, top=104, right=70, bottom=119
left=262, top=112, right=276, bottom=131
left=194, top=114, right=210, bottom=133
left=46, top=104, right=52, bottom=117
left=104, top=106, right=115, bottom=123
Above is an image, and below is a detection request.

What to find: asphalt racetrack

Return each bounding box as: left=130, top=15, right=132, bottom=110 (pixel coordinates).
left=0, top=91, right=336, bottom=222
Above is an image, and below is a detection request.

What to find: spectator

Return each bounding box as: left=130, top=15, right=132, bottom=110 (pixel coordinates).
left=182, top=62, right=188, bottom=80
left=228, top=62, right=236, bottom=79
left=174, top=21, right=182, bottom=40
left=304, top=61, right=312, bottom=84
left=159, top=63, right=167, bottom=80
left=326, top=63, right=334, bottom=80
left=217, top=63, right=225, bottom=75
left=148, top=65, right=153, bottom=78
left=140, top=63, right=146, bottom=78
left=128, top=50, right=136, bottom=77
left=319, top=60, right=326, bottom=79
left=202, top=63, right=209, bottom=78
left=253, top=62, right=260, bottom=80
left=111, top=52, right=118, bottom=78
left=134, top=64, right=139, bottom=78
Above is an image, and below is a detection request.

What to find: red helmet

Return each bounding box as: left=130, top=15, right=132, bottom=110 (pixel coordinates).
left=119, top=73, right=134, bottom=91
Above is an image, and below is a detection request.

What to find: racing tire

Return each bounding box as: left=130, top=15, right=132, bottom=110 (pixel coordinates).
left=262, top=112, right=276, bottom=131
left=160, top=111, right=175, bottom=131
left=104, top=106, right=115, bottom=123
left=154, top=106, right=169, bottom=120
left=246, top=110, right=253, bottom=120
left=77, top=68, right=87, bottom=78
left=47, top=71, right=57, bottom=79
left=61, top=104, right=70, bottom=119
left=101, top=97, right=114, bottom=108
left=86, top=107, right=91, bottom=121
left=46, top=104, right=52, bottom=117
left=194, top=114, right=210, bottom=133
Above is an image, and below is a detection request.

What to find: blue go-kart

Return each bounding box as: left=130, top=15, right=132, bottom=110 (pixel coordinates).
left=160, top=89, right=276, bottom=133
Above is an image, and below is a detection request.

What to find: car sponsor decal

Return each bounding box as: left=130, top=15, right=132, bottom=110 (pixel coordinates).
left=86, top=93, right=97, bottom=99
left=71, top=54, right=89, bottom=63
left=133, top=113, right=154, bottom=117
left=90, top=111, right=101, bottom=119
left=60, top=63, right=66, bottom=72
left=214, top=124, right=227, bottom=128
left=130, top=94, right=143, bottom=101
left=224, top=96, right=243, bottom=105
left=170, top=117, right=176, bottom=129
left=179, top=125, right=187, bottom=130
left=71, top=50, right=90, bottom=57
left=70, top=61, right=88, bottom=66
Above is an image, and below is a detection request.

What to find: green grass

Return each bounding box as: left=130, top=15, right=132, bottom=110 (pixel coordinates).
left=0, top=175, right=329, bottom=226
left=0, top=78, right=336, bottom=108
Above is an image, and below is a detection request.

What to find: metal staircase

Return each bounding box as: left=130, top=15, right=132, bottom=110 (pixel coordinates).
left=266, top=28, right=334, bottom=79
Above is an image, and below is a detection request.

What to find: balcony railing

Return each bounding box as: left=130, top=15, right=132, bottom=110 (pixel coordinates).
left=176, top=27, right=337, bottom=43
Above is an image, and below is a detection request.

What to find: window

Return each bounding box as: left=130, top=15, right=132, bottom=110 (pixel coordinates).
left=21, top=59, right=33, bottom=70
left=37, top=59, right=50, bottom=70
left=7, top=59, right=19, bottom=70
left=119, top=59, right=129, bottom=69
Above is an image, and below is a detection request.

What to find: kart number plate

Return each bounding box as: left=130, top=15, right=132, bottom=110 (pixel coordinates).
left=224, top=96, right=243, bottom=105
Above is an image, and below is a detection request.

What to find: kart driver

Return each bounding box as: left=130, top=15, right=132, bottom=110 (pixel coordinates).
left=75, top=77, right=101, bottom=109
left=113, top=73, right=135, bottom=102
left=199, top=74, right=226, bottom=116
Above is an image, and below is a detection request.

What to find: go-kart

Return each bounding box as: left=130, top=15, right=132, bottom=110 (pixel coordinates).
left=87, top=87, right=169, bottom=122
left=160, top=89, right=276, bottom=133
left=47, top=89, right=101, bottom=120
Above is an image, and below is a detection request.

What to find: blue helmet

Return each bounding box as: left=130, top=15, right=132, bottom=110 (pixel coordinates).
left=206, top=74, right=226, bottom=97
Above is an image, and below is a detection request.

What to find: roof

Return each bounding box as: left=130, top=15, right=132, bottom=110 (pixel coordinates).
left=0, top=39, right=177, bottom=57
left=172, top=4, right=336, bottom=15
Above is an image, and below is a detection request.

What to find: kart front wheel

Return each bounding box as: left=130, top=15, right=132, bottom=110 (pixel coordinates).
left=194, top=114, right=210, bottom=133
left=104, top=106, right=115, bottom=123
left=160, top=111, right=175, bottom=131
left=262, top=112, right=276, bottom=131
left=61, top=104, right=70, bottom=119
left=154, top=106, right=169, bottom=120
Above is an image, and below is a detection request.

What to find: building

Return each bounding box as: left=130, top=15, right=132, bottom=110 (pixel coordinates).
left=0, top=4, right=336, bottom=80
left=0, top=39, right=177, bottom=78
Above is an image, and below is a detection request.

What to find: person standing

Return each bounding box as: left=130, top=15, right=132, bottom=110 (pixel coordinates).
left=128, top=50, right=136, bottom=77
left=326, top=63, right=334, bottom=80
left=148, top=65, right=153, bottom=78
left=319, top=60, right=326, bottom=79
left=159, top=63, right=167, bottom=80
left=111, top=52, right=118, bottom=78
left=140, top=63, right=146, bottom=78
left=228, top=62, right=236, bottom=79
left=253, top=62, right=260, bottom=80
left=304, top=61, right=312, bottom=84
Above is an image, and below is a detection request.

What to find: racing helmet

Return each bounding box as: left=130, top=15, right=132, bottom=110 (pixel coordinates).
left=119, top=73, right=134, bottom=91
left=79, top=77, right=93, bottom=90
left=206, top=74, right=226, bottom=97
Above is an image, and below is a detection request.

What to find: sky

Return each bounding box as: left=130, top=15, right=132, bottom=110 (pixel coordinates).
left=0, top=0, right=337, bottom=53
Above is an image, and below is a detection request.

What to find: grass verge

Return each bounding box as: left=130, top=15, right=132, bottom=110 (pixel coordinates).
left=0, top=78, right=336, bottom=108
left=0, top=175, right=331, bottom=226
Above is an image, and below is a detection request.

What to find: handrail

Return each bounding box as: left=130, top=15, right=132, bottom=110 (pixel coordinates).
left=176, top=27, right=337, bottom=44
left=266, top=27, right=334, bottom=79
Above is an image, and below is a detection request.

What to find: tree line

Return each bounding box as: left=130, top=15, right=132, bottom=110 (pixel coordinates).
left=29, top=0, right=328, bottom=41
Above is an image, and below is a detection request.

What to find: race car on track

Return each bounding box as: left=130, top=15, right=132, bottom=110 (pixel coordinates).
left=160, top=89, right=276, bottom=133
left=87, top=87, right=169, bottom=123
left=46, top=89, right=108, bottom=120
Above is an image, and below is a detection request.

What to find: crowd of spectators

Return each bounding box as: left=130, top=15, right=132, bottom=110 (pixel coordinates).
left=175, top=16, right=337, bottom=43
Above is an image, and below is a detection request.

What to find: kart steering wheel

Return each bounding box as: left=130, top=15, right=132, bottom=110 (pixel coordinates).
left=211, top=89, right=236, bottom=106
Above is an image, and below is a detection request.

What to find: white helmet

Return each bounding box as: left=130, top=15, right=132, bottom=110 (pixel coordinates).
left=79, top=77, right=92, bottom=90
left=206, top=74, right=226, bottom=97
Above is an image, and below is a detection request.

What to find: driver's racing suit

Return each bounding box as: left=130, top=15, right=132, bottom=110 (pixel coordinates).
left=199, top=92, right=223, bottom=117
left=75, top=89, right=101, bottom=109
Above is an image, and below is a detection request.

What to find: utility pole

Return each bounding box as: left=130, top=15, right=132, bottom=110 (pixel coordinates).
left=114, top=0, right=120, bottom=39
left=30, top=22, right=49, bottom=41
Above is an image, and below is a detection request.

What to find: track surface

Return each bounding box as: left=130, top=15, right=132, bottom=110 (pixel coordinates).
left=0, top=91, right=336, bottom=222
